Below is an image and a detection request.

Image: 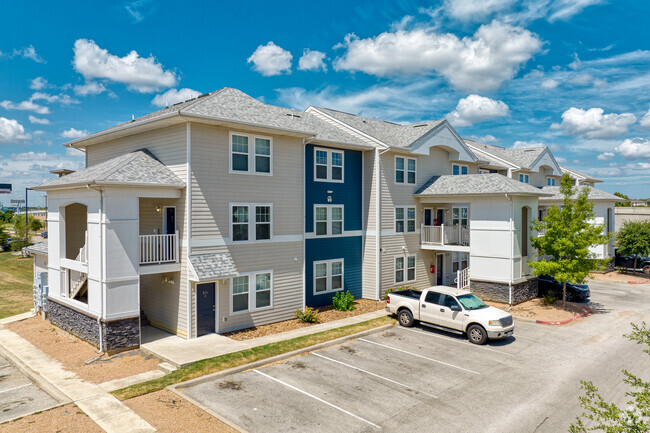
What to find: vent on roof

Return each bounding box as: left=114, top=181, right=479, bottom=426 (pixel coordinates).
left=413, top=124, right=427, bottom=128
left=286, top=113, right=301, bottom=119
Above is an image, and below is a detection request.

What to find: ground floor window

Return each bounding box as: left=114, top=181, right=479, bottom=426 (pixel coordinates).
left=452, top=252, right=468, bottom=273
left=395, top=254, right=416, bottom=284
left=314, top=259, right=344, bottom=295
left=231, top=270, right=273, bottom=313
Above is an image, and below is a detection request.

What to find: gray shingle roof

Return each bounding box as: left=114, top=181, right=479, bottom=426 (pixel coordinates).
left=23, top=241, right=48, bottom=255
left=415, top=174, right=552, bottom=196
left=465, top=140, right=547, bottom=169
left=189, top=253, right=237, bottom=281
left=33, top=149, right=185, bottom=190
left=559, top=165, right=602, bottom=182
left=311, top=106, right=444, bottom=148
left=539, top=186, right=624, bottom=201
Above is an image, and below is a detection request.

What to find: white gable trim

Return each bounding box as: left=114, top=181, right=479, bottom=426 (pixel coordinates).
left=465, top=143, right=519, bottom=169
left=409, top=121, right=477, bottom=162
left=529, top=147, right=562, bottom=175
left=305, top=107, right=389, bottom=149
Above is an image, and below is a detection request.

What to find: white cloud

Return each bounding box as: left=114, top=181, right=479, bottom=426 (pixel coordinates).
left=446, top=94, right=509, bottom=127
left=0, top=99, right=50, bottom=114
left=11, top=151, right=49, bottom=161
left=442, top=0, right=517, bottom=22
left=541, top=79, right=559, bottom=89
left=61, top=128, right=89, bottom=139
left=547, top=0, right=603, bottom=22
left=614, top=138, right=650, bottom=160
left=125, top=0, right=155, bottom=23
left=551, top=107, right=637, bottom=139
left=640, top=110, right=650, bottom=128
left=0, top=117, right=31, bottom=144
left=5, top=45, right=46, bottom=63
left=30, top=92, right=79, bottom=105
left=66, top=147, right=86, bottom=157
left=151, top=88, right=201, bottom=107
left=73, top=39, right=178, bottom=93
left=298, top=49, right=327, bottom=72
left=597, top=152, right=615, bottom=161
left=74, top=81, right=107, bottom=96
left=512, top=140, right=545, bottom=148
left=30, top=77, right=49, bottom=90
left=554, top=156, right=567, bottom=163
left=333, top=20, right=542, bottom=92
left=28, top=115, right=50, bottom=125
left=468, top=134, right=499, bottom=143
left=247, top=42, right=293, bottom=76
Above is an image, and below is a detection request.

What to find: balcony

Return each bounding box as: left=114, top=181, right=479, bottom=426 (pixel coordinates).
left=421, top=224, right=470, bottom=251
left=139, top=231, right=179, bottom=265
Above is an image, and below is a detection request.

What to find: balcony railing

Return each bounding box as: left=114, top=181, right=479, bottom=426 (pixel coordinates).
left=421, top=224, right=470, bottom=247
left=139, top=231, right=179, bottom=265
left=455, top=267, right=470, bottom=290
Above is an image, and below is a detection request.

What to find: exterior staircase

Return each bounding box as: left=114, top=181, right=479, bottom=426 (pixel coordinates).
left=455, top=267, right=470, bottom=290
left=70, top=274, right=88, bottom=299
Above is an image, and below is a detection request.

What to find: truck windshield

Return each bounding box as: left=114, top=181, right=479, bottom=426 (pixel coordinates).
left=457, top=294, right=487, bottom=310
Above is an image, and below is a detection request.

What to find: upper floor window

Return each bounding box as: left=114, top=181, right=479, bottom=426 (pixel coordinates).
left=230, top=133, right=272, bottom=175
left=547, top=177, right=556, bottom=186
left=395, top=156, right=416, bottom=184
left=395, top=254, right=416, bottom=284
left=232, top=270, right=273, bottom=314
left=395, top=206, right=416, bottom=233
left=314, top=205, right=343, bottom=236
left=231, top=204, right=272, bottom=242
left=519, top=173, right=529, bottom=184
left=314, top=148, right=344, bottom=182
left=452, top=206, right=468, bottom=227
left=452, top=164, right=468, bottom=175
left=314, top=259, right=344, bottom=295
left=452, top=252, right=468, bottom=273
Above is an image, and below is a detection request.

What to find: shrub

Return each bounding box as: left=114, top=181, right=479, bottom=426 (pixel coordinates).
left=295, top=307, right=319, bottom=323
left=332, top=291, right=355, bottom=311
left=541, top=292, right=559, bottom=305
left=10, top=239, right=31, bottom=252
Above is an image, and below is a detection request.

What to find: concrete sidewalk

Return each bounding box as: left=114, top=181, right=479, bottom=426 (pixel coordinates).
left=0, top=327, right=155, bottom=433
left=142, top=310, right=390, bottom=367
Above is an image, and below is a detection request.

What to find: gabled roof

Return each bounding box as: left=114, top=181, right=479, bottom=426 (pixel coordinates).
left=415, top=174, right=552, bottom=197
left=23, top=241, right=48, bottom=256
left=560, top=166, right=602, bottom=183
left=33, top=149, right=185, bottom=191
left=189, top=253, right=236, bottom=282
left=67, top=88, right=368, bottom=149
left=539, top=186, right=623, bottom=201
left=465, top=141, right=548, bottom=170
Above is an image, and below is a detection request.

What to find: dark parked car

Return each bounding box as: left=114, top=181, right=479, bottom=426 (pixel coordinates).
left=41, top=231, right=48, bottom=239
left=537, top=275, right=590, bottom=302
left=615, top=249, right=650, bottom=274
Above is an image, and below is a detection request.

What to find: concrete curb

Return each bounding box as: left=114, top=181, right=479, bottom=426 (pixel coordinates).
left=535, top=307, right=593, bottom=325
left=167, top=387, right=249, bottom=433
left=628, top=280, right=649, bottom=284
left=0, top=311, right=36, bottom=326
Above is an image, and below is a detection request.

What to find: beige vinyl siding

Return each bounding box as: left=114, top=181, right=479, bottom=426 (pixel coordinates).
left=362, top=150, right=377, bottom=299
left=380, top=234, right=435, bottom=297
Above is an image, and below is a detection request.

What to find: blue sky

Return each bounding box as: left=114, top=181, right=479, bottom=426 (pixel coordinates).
left=2, top=0, right=650, bottom=206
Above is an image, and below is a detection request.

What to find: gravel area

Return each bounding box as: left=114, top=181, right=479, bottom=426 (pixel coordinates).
left=224, top=299, right=386, bottom=341
left=0, top=403, right=102, bottom=433
left=590, top=271, right=649, bottom=283
left=124, top=390, right=236, bottom=433
left=487, top=298, right=591, bottom=322
left=7, top=316, right=160, bottom=384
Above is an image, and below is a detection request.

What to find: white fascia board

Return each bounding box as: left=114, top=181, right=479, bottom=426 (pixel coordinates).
left=465, top=144, right=520, bottom=170
left=305, top=107, right=389, bottom=149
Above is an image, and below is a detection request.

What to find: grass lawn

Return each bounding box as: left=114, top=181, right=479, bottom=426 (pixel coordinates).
left=0, top=252, right=34, bottom=319
left=113, top=315, right=395, bottom=401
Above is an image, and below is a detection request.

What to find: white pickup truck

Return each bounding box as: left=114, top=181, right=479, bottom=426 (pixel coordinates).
left=386, top=286, right=514, bottom=345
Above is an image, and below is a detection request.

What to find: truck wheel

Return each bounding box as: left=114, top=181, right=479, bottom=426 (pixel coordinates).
left=467, top=324, right=488, bottom=345
left=643, top=265, right=650, bottom=275
left=398, top=309, right=415, bottom=327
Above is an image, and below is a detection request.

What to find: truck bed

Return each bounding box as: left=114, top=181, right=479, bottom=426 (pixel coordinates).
left=390, top=289, right=422, bottom=300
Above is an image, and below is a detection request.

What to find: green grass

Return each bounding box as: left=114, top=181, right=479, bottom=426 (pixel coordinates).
left=112, top=315, right=395, bottom=400
left=0, top=252, right=34, bottom=319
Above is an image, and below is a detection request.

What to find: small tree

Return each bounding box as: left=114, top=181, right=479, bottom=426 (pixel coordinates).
left=614, top=192, right=632, bottom=207
left=13, top=215, right=44, bottom=240
left=616, top=220, right=650, bottom=272
left=570, top=322, right=650, bottom=432
left=531, top=173, right=611, bottom=307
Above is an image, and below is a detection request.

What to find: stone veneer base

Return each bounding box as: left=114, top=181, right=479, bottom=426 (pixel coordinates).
left=47, top=298, right=140, bottom=352
left=469, top=278, right=538, bottom=305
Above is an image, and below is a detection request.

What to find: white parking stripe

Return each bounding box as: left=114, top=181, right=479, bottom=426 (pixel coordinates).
left=253, top=369, right=382, bottom=430
left=0, top=383, right=32, bottom=394
left=312, top=353, right=438, bottom=399
left=358, top=338, right=481, bottom=375
left=398, top=327, right=515, bottom=357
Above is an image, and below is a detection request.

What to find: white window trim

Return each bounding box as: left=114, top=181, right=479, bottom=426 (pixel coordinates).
left=451, top=206, right=469, bottom=227
left=229, top=131, right=273, bottom=176
left=313, top=204, right=344, bottom=237
left=452, top=163, right=469, bottom=176
left=452, top=252, right=469, bottom=272
left=547, top=177, right=556, bottom=186
left=394, top=253, right=417, bottom=284
left=230, top=270, right=274, bottom=315
left=394, top=206, right=416, bottom=233
left=313, top=259, right=344, bottom=296
left=394, top=156, right=417, bottom=185
left=519, top=173, right=529, bottom=184
left=313, top=147, right=344, bottom=183
left=230, top=203, right=273, bottom=243
left=162, top=206, right=176, bottom=234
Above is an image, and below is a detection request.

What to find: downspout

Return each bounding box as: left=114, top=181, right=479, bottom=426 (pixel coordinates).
left=505, top=193, right=513, bottom=305
left=376, top=147, right=391, bottom=299
left=186, top=122, right=192, bottom=339
left=87, top=184, right=104, bottom=354
left=301, top=137, right=313, bottom=309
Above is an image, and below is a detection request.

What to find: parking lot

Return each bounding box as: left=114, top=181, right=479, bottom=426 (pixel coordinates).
left=180, top=279, right=650, bottom=433
left=0, top=353, right=59, bottom=423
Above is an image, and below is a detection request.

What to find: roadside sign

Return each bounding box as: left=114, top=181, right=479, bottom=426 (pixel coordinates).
left=0, top=183, right=10, bottom=194
left=11, top=199, right=25, bottom=204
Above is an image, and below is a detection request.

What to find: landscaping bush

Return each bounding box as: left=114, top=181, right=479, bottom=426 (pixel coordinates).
left=332, top=291, right=355, bottom=311
left=295, top=307, right=319, bottom=323
left=10, top=239, right=31, bottom=252
left=541, top=292, right=559, bottom=305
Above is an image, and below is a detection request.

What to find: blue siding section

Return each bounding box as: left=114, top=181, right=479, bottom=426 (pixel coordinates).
left=305, top=145, right=364, bottom=307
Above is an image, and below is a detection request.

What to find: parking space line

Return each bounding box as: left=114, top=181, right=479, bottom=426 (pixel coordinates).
left=253, top=369, right=382, bottom=429
left=398, top=327, right=515, bottom=357
left=0, top=383, right=32, bottom=395
left=510, top=333, right=542, bottom=342
left=312, top=353, right=438, bottom=399
left=358, top=338, right=481, bottom=375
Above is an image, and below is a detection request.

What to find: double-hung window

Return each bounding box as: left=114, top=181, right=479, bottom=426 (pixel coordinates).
left=452, top=164, right=468, bottom=175
left=314, top=148, right=344, bottom=182
left=395, top=206, right=416, bottom=233
left=452, top=252, right=469, bottom=273
left=231, top=204, right=272, bottom=242
left=395, top=254, right=416, bottom=284
left=230, top=132, right=272, bottom=175
left=314, top=205, right=343, bottom=236
left=314, top=259, right=344, bottom=295
left=519, top=173, right=529, bottom=184
left=395, top=156, right=416, bottom=184
left=452, top=207, right=468, bottom=227
left=547, top=177, right=556, bottom=186
left=231, top=271, right=273, bottom=313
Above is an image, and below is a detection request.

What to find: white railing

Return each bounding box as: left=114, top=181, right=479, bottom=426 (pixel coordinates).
left=421, top=224, right=470, bottom=246
left=139, top=231, right=179, bottom=265
left=456, top=267, right=470, bottom=290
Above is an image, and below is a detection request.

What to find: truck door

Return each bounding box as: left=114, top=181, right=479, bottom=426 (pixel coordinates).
left=437, top=295, right=464, bottom=331
left=420, top=290, right=442, bottom=324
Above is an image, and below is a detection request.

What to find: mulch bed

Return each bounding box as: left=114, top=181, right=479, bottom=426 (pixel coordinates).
left=223, top=299, right=386, bottom=341
left=487, top=298, right=592, bottom=323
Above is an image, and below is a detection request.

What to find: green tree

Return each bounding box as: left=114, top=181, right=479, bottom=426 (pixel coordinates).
left=531, top=173, right=611, bottom=308
left=13, top=215, right=44, bottom=240
left=614, top=192, right=632, bottom=207
left=570, top=322, right=650, bottom=432
left=616, top=220, right=650, bottom=272
left=0, top=210, right=14, bottom=223
left=0, top=227, right=8, bottom=248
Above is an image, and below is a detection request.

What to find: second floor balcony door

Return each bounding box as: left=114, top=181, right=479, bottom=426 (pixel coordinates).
left=163, top=207, right=176, bottom=235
